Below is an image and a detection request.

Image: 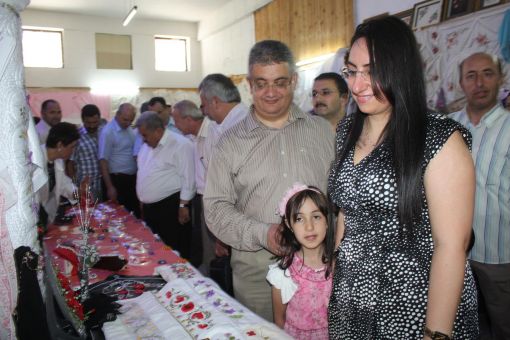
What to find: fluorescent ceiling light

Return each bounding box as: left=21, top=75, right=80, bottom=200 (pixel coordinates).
left=296, top=53, right=335, bottom=67
left=122, top=5, right=138, bottom=26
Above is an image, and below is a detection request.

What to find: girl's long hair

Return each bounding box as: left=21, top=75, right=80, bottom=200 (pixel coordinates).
left=275, top=187, right=335, bottom=278
left=337, top=16, right=427, bottom=231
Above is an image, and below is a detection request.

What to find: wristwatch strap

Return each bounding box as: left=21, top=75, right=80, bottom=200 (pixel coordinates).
left=424, top=326, right=451, bottom=340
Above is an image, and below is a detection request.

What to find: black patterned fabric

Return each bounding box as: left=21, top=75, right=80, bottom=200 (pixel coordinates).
left=13, top=246, right=51, bottom=340
left=328, top=113, right=478, bottom=339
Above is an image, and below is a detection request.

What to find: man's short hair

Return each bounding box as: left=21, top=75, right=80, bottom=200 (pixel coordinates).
left=140, top=101, right=150, bottom=113
left=46, top=122, right=79, bottom=148
left=41, top=99, right=59, bottom=113
left=173, top=100, right=204, bottom=120
left=149, top=96, right=167, bottom=107
left=459, top=52, right=502, bottom=81
left=136, top=111, right=164, bottom=131
left=314, top=72, right=348, bottom=95
left=116, top=103, right=134, bottom=116
left=198, top=74, right=241, bottom=103
left=248, top=40, right=296, bottom=74
left=81, top=104, right=100, bottom=120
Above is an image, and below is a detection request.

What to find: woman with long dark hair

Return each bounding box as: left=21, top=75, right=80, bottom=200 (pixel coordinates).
left=328, top=16, right=478, bottom=339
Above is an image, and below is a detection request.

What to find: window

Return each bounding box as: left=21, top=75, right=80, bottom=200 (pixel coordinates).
left=22, top=27, right=63, bottom=68
left=154, top=36, right=189, bottom=72
left=95, top=33, right=133, bottom=70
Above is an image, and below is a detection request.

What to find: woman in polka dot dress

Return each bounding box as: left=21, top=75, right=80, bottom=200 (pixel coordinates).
left=328, top=16, right=478, bottom=339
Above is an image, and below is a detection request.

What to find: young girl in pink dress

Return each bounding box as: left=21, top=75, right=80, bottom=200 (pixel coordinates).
left=266, top=183, right=335, bottom=340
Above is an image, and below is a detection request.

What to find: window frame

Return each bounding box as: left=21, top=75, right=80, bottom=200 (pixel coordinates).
left=154, top=35, right=190, bottom=72
left=22, top=26, right=64, bottom=68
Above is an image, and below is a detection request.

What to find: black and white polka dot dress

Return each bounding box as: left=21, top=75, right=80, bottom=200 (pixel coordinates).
left=327, top=113, right=478, bottom=339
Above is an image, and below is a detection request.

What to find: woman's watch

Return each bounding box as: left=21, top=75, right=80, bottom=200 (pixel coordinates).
left=179, top=203, right=190, bottom=208
left=424, top=326, right=451, bottom=340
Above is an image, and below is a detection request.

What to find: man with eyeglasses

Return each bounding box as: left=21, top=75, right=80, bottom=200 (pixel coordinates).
left=203, top=40, right=334, bottom=321
left=312, top=72, right=349, bottom=130
left=449, top=52, right=510, bottom=339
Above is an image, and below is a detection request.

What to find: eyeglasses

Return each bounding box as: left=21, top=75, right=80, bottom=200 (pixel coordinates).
left=311, top=89, right=338, bottom=98
left=341, top=67, right=371, bottom=81
left=251, top=78, right=293, bottom=92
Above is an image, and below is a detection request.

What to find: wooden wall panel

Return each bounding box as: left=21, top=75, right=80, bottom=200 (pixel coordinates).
left=255, top=0, right=353, bottom=63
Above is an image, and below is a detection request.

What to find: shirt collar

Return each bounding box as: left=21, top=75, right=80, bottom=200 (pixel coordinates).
left=157, top=129, right=169, bottom=148
left=245, top=103, right=307, bottom=132
left=112, top=118, right=122, bottom=132
left=462, top=103, right=505, bottom=128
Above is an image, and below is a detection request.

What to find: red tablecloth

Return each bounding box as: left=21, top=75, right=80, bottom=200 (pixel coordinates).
left=43, top=202, right=184, bottom=288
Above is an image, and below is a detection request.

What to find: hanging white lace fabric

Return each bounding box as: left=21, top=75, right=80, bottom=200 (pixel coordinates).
left=0, top=0, right=42, bottom=338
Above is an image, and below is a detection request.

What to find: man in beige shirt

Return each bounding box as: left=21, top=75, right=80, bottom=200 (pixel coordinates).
left=203, top=40, right=335, bottom=321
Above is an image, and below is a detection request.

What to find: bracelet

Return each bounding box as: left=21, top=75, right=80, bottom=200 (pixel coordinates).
left=424, top=326, right=451, bottom=340
left=179, top=203, right=189, bottom=208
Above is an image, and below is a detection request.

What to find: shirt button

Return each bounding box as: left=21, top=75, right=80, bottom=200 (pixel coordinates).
left=281, top=150, right=285, bottom=155
left=283, top=173, right=287, bottom=178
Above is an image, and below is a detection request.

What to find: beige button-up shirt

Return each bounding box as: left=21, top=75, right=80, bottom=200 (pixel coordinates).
left=204, top=104, right=335, bottom=251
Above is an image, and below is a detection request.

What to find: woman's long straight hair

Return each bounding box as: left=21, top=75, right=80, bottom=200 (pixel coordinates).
left=338, top=16, right=428, bottom=230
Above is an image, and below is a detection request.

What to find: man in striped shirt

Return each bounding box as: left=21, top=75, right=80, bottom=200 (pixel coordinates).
left=450, top=52, right=510, bottom=339
left=204, top=40, right=335, bottom=321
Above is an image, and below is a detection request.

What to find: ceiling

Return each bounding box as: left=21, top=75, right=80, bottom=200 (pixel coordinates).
left=27, top=0, right=232, bottom=22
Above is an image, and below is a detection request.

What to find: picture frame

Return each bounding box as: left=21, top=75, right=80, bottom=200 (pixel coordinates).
left=412, top=0, right=444, bottom=30
left=394, top=9, right=414, bottom=26
left=477, top=0, right=505, bottom=9
left=363, top=12, right=389, bottom=23
left=443, top=0, right=476, bottom=20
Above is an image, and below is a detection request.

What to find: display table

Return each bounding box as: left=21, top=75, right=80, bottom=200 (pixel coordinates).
left=43, top=203, right=291, bottom=339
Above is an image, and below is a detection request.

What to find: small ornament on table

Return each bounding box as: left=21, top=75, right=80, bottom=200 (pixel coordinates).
left=71, top=177, right=100, bottom=302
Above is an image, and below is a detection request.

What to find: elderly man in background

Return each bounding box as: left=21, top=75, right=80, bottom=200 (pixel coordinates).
left=99, top=103, right=140, bottom=216
left=312, top=72, right=349, bottom=130
left=203, top=40, right=334, bottom=320
left=198, top=73, right=249, bottom=274
left=67, top=104, right=102, bottom=200
left=450, top=52, right=510, bottom=339
left=36, top=99, right=62, bottom=144
left=136, top=112, right=195, bottom=260
left=172, top=99, right=212, bottom=271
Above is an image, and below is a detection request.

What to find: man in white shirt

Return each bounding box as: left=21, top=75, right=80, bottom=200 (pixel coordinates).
left=136, top=112, right=195, bottom=260
left=172, top=100, right=211, bottom=271
left=36, top=99, right=62, bottom=144
left=198, top=74, right=249, bottom=272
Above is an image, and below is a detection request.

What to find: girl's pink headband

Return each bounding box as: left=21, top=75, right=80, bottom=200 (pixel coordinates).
left=277, top=182, right=321, bottom=217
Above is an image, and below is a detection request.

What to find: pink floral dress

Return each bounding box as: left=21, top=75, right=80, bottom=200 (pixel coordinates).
left=267, top=255, right=333, bottom=340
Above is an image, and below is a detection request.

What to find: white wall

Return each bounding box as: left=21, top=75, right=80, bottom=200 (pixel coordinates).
left=21, top=9, right=203, bottom=89
left=198, top=0, right=270, bottom=76
left=200, top=15, right=255, bottom=76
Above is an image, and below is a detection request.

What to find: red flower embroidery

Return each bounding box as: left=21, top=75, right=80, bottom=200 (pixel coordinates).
left=133, top=283, right=145, bottom=290
left=198, top=324, right=208, bottom=329
left=175, top=295, right=185, bottom=303
left=247, top=330, right=256, bottom=336
left=181, top=302, right=195, bottom=313
left=431, top=32, right=438, bottom=39
left=117, top=289, right=128, bottom=296
left=191, top=312, right=204, bottom=319
left=166, top=291, right=172, bottom=299
left=432, top=47, right=439, bottom=54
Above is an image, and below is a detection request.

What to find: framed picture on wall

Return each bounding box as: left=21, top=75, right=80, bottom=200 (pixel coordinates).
left=412, top=0, right=444, bottom=29
left=394, top=9, right=414, bottom=26
left=478, top=0, right=505, bottom=9
left=444, top=0, right=476, bottom=20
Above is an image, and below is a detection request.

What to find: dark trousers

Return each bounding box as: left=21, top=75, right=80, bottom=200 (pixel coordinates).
left=190, top=194, right=203, bottom=268
left=470, top=260, right=510, bottom=340
left=143, top=192, right=191, bottom=260
left=110, top=173, right=140, bottom=218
